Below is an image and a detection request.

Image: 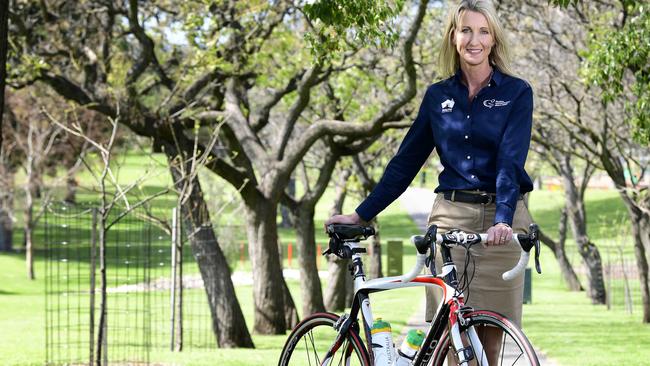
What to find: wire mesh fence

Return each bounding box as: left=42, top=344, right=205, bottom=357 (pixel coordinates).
left=43, top=202, right=218, bottom=366
left=44, top=203, right=95, bottom=365
left=44, top=199, right=645, bottom=365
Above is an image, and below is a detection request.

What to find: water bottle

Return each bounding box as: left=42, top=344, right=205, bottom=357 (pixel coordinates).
left=394, top=329, right=425, bottom=366
left=371, top=318, right=395, bottom=366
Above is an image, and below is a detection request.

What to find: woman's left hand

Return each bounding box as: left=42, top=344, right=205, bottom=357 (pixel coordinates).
left=486, top=223, right=513, bottom=246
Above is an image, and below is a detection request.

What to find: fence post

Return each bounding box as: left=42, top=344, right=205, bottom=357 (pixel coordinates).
left=523, top=268, right=532, bottom=304
left=317, top=244, right=322, bottom=270
left=170, top=207, right=177, bottom=351
left=89, top=208, right=97, bottom=366
left=386, top=241, right=403, bottom=277
left=96, top=207, right=108, bottom=366
left=287, top=242, right=293, bottom=269
left=170, top=207, right=183, bottom=351
left=177, top=211, right=183, bottom=351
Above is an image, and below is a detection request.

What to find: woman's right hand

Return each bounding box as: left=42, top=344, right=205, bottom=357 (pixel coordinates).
left=324, top=212, right=362, bottom=230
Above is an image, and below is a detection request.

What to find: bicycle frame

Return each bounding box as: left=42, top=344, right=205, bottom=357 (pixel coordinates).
left=321, top=241, right=486, bottom=366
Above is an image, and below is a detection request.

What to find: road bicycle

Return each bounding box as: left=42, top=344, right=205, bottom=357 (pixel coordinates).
left=278, top=223, right=542, bottom=366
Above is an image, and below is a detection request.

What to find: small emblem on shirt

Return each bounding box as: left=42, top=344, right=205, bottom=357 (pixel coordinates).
left=483, top=99, right=510, bottom=108
left=441, top=99, right=455, bottom=113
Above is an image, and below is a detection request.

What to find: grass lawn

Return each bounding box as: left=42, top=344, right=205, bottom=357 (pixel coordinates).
left=2, top=150, right=649, bottom=365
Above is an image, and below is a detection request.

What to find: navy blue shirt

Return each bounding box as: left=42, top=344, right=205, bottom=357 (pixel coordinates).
left=356, top=69, right=534, bottom=226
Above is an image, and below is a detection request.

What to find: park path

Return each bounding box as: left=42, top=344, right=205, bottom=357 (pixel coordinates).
left=397, top=187, right=558, bottom=365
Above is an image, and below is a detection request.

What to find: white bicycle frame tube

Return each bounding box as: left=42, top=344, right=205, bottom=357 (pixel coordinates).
left=335, top=232, right=530, bottom=366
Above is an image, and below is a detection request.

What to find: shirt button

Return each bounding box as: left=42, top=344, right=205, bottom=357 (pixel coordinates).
left=466, top=115, right=470, bottom=119
left=471, top=175, right=476, bottom=179
left=466, top=155, right=471, bottom=160
left=464, top=135, right=469, bottom=139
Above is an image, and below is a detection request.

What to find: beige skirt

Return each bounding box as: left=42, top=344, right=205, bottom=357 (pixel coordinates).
left=425, top=192, right=533, bottom=327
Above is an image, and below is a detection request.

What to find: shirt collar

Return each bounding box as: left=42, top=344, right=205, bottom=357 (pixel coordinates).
left=452, top=67, right=504, bottom=87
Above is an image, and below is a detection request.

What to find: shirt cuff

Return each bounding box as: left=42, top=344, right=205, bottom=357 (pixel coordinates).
left=494, top=203, right=514, bottom=227
left=355, top=204, right=374, bottom=223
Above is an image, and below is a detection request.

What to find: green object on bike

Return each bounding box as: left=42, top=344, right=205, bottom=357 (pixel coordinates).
left=404, top=329, right=425, bottom=350
left=371, top=318, right=391, bottom=334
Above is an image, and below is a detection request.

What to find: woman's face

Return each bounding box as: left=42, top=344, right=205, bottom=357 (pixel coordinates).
left=453, top=10, right=494, bottom=68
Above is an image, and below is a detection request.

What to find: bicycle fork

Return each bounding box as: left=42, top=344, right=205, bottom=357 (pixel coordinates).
left=449, top=303, right=489, bottom=366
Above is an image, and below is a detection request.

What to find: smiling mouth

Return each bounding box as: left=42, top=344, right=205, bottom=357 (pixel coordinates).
left=466, top=49, right=483, bottom=54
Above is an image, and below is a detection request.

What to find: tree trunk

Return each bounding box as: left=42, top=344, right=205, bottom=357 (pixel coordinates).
left=25, top=209, right=34, bottom=280
left=245, top=200, right=298, bottom=333
left=167, top=149, right=254, bottom=348
left=367, top=219, right=382, bottom=279
left=324, top=255, right=349, bottom=311
left=559, top=159, right=606, bottom=304
left=293, top=206, right=325, bottom=316
left=623, top=202, right=650, bottom=323
left=0, top=208, right=11, bottom=251
left=64, top=176, right=78, bottom=204
left=24, top=168, right=35, bottom=279
left=570, top=215, right=605, bottom=303
left=0, top=169, right=13, bottom=251
left=329, top=168, right=350, bottom=218
left=279, top=178, right=295, bottom=228
left=324, top=167, right=353, bottom=311
left=538, top=208, right=583, bottom=291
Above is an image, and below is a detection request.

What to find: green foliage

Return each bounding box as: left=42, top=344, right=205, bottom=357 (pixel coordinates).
left=6, top=50, right=49, bottom=85
left=581, top=3, right=650, bottom=144
left=548, top=0, right=579, bottom=6
left=302, top=0, right=405, bottom=62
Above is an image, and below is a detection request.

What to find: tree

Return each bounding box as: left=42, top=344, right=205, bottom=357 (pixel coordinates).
left=8, top=0, right=432, bottom=335
left=324, top=164, right=353, bottom=311
left=4, top=88, right=99, bottom=278
left=7, top=0, right=253, bottom=346
left=498, top=0, right=609, bottom=304
left=0, top=95, right=17, bottom=252
left=503, top=0, right=650, bottom=320
left=553, top=0, right=650, bottom=143
left=0, top=0, right=8, bottom=149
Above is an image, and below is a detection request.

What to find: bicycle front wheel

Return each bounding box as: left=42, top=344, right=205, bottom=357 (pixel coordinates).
left=430, top=310, right=539, bottom=366
left=278, top=312, right=370, bottom=366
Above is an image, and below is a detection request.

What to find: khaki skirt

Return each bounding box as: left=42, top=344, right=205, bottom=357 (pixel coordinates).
left=425, top=192, right=533, bottom=327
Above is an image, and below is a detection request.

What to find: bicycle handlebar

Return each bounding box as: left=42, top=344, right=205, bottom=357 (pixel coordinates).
left=411, top=223, right=541, bottom=281
left=325, top=223, right=541, bottom=282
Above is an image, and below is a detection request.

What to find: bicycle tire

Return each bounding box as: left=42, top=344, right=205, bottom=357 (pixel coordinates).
left=278, top=312, right=371, bottom=366
left=429, top=310, right=540, bottom=366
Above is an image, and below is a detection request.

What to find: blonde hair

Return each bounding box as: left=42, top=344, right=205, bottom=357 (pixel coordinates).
left=438, top=0, right=515, bottom=78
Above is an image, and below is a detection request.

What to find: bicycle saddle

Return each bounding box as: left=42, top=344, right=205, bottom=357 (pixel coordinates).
left=326, top=224, right=375, bottom=242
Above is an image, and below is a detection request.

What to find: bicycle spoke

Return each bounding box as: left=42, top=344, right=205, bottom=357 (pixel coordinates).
left=311, top=330, right=322, bottom=365
left=501, top=331, right=525, bottom=366
left=303, top=332, right=313, bottom=366
left=500, top=330, right=505, bottom=366
left=337, top=339, right=347, bottom=366
left=279, top=314, right=367, bottom=366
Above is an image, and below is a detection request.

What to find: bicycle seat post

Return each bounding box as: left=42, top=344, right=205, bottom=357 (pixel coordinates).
left=346, top=242, right=367, bottom=293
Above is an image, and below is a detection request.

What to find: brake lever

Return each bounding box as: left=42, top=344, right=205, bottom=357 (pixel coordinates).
left=424, top=225, right=438, bottom=275
left=529, top=223, right=542, bottom=274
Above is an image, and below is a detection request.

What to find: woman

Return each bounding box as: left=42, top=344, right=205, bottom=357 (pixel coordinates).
left=325, top=0, right=534, bottom=361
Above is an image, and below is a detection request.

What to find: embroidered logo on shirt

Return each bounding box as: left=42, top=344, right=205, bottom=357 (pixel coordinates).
left=483, top=99, right=510, bottom=108
left=441, top=99, right=455, bottom=113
